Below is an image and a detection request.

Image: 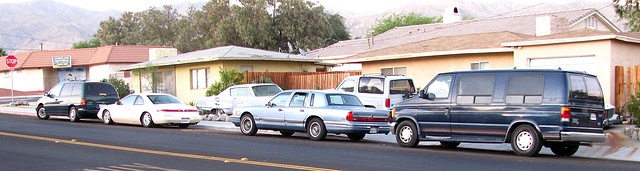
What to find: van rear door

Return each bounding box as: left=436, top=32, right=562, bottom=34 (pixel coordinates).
left=567, top=74, right=604, bottom=130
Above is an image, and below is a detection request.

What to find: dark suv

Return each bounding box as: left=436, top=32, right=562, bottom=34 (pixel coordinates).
left=391, top=69, right=606, bottom=157
left=36, top=81, right=119, bottom=122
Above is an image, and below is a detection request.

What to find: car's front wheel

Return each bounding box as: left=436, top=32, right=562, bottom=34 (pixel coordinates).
left=510, top=125, right=543, bottom=157
left=240, top=114, right=257, bottom=136
left=68, top=106, right=80, bottom=122
left=102, top=110, right=114, bottom=125
left=347, top=133, right=366, bottom=142
left=141, top=112, right=156, bottom=128
left=396, top=121, right=419, bottom=147
left=36, top=105, right=49, bottom=120
left=308, top=118, right=327, bottom=141
left=550, top=144, right=579, bottom=157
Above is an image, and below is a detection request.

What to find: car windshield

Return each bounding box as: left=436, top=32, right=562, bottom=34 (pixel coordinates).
left=147, top=95, right=183, bottom=104
left=252, top=85, right=282, bottom=96
left=325, top=94, right=363, bottom=106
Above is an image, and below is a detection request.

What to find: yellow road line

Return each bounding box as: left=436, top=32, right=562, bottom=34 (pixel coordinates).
left=0, top=131, right=340, bottom=171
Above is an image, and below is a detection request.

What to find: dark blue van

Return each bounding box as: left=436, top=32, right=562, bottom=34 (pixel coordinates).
left=391, top=69, right=606, bottom=157
left=36, top=81, right=120, bottom=122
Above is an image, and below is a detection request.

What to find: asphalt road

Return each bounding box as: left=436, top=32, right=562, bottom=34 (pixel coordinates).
left=1, top=113, right=639, bottom=171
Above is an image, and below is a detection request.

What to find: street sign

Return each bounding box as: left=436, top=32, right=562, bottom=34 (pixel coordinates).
left=6, top=55, right=17, bottom=68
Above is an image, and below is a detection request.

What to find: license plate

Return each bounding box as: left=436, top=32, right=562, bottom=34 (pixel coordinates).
left=369, top=127, right=379, bottom=134
left=590, top=113, right=597, bottom=121
left=181, top=118, right=190, bottom=123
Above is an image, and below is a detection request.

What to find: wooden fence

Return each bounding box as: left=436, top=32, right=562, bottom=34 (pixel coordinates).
left=243, top=71, right=361, bottom=90
left=615, top=66, right=640, bottom=112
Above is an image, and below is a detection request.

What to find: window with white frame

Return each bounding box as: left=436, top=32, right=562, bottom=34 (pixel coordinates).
left=190, top=68, right=209, bottom=89
left=586, top=16, right=597, bottom=29
left=380, top=66, right=407, bottom=76
left=470, top=62, right=490, bottom=70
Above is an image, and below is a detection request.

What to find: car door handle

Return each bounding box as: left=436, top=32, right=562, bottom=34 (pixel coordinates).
left=444, top=107, right=450, bottom=117
left=300, top=109, right=305, bottom=112
left=278, top=109, right=283, bottom=111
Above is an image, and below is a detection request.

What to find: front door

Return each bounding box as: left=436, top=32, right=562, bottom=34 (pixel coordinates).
left=284, top=92, right=309, bottom=131
left=258, top=92, right=290, bottom=129
left=416, top=74, right=454, bottom=137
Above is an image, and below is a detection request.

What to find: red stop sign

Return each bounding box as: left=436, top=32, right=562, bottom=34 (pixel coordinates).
left=6, top=55, right=17, bottom=68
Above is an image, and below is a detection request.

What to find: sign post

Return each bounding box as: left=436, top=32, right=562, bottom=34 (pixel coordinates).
left=6, top=55, right=18, bottom=105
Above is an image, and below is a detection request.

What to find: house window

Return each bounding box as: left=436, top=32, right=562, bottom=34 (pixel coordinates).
left=190, top=68, right=209, bottom=89
left=470, top=62, right=490, bottom=70
left=586, top=16, right=597, bottom=29
left=241, top=66, right=253, bottom=72
left=380, top=66, right=407, bottom=76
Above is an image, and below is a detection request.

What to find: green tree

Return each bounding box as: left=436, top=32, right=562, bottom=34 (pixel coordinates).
left=205, top=67, right=245, bottom=96
left=100, top=77, right=134, bottom=98
left=626, top=82, right=640, bottom=127
left=614, top=0, right=640, bottom=32
left=0, top=48, right=6, bottom=56
left=368, top=12, right=442, bottom=37
left=72, top=39, right=102, bottom=49
left=326, top=13, right=351, bottom=46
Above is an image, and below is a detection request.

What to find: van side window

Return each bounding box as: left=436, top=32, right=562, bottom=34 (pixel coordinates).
left=584, top=76, right=603, bottom=102
left=359, top=77, right=384, bottom=94
left=71, top=84, right=83, bottom=96
left=569, top=75, right=588, bottom=99
left=337, top=79, right=356, bottom=92
left=48, top=84, right=64, bottom=97
left=426, top=76, right=452, bottom=98
left=457, top=75, right=496, bottom=104
left=59, top=83, right=75, bottom=96
left=506, top=75, right=544, bottom=104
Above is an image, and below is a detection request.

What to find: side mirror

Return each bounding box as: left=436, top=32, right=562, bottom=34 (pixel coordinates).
left=427, top=93, right=436, bottom=100
left=43, top=92, right=50, bottom=97
left=418, top=90, right=427, bottom=99
left=419, top=90, right=436, bottom=100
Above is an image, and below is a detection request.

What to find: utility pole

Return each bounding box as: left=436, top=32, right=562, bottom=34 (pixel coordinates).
left=40, top=43, right=43, bottom=51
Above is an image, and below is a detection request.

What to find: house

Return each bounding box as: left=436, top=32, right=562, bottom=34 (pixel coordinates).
left=309, top=7, right=633, bottom=106
left=0, top=45, right=177, bottom=92
left=118, top=45, right=332, bottom=103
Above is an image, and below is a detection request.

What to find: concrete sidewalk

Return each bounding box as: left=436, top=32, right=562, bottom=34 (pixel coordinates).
left=1, top=104, right=639, bottom=162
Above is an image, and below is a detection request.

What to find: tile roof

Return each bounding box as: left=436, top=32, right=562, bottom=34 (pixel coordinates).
left=119, top=45, right=328, bottom=71
left=0, top=45, right=175, bottom=72
left=308, top=8, right=604, bottom=59
left=340, top=31, right=533, bottom=62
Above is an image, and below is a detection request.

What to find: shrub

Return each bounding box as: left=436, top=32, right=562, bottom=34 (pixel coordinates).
left=626, top=82, right=640, bottom=127
left=205, top=67, right=245, bottom=96
left=101, top=77, right=134, bottom=98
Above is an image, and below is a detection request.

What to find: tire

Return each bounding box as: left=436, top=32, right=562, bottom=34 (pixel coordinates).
left=69, top=106, right=80, bottom=122
left=36, top=105, right=49, bottom=120
left=178, top=124, right=190, bottom=128
left=347, top=133, right=366, bottom=142
left=240, top=114, right=257, bottom=136
left=102, top=110, right=114, bottom=125
left=440, top=141, right=460, bottom=148
left=280, top=131, right=295, bottom=137
left=396, top=121, right=419, bottom=147
left=141, top=112, right=156, bottom=128
left=510, top=125, right=543, bottom=157
left=307, top=118, right=327, bottom=141
left=550, top=144, right=579, bottom=157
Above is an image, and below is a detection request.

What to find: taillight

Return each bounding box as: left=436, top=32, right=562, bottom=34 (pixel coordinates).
left=561, top=107, right=570, bottom=122
left=80, top=98, right=86, bottom=106
left=346, top=111, right=354, bottom=121
left=385, top=98, right=390, bottom=108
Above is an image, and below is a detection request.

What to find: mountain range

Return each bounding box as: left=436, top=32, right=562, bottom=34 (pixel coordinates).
left=0, top=0, right=627, bottom=54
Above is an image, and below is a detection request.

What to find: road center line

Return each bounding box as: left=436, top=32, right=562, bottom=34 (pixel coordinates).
left=0, top=131, right=339, bottom=171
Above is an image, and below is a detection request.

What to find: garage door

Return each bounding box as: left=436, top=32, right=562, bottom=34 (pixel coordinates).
left=528, top=56, right=597, bottom=75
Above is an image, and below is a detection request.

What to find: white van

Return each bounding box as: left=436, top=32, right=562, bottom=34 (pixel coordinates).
left=336, top=75, right=416, bottom=110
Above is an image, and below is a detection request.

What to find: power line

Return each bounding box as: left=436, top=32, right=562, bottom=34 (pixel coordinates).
left=0, top=33, right=76, bottom=44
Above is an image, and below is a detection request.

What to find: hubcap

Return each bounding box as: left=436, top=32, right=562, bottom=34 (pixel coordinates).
left=143, top=114, right=151, bottom=126
left=399, top=126, right=413, bottom=143
left=241, top=117, right=252, bottom=133
left=310, top=122, right=319, bottom=137
left=69, top=109, right=76, bottom=119
left=103, top=111, right=110, bottom=123
left=516, top=131, right=533, bottom=151
left=38, top=108, right=46, bottom=117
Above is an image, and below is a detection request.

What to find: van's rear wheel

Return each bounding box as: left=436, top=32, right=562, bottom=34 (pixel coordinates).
left=550, top=144, right=579, bottom=157
left=396, top=121, right=419, bottom=147
left=69, top=106, right=80, bottom=122
left=510, top=125, right=542, bottom=157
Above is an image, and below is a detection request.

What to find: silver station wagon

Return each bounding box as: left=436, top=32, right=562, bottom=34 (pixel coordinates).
left=230, top=90, right=391, bottom=141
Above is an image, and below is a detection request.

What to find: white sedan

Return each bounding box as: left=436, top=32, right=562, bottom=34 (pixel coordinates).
left=98, top=93, right=201, bottom=128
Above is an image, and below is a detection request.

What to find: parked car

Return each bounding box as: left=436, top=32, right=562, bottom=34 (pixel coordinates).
left=230, top=90, right=391, bottom=141
left=36, top=81, right=119, bottom=122
left=98, top=93, right=200, bottom=128
left=604, top=104, right=619, bottom=126
left=196, top=83, right=282, bottom=120
left=391, top=69, right=606, bottom=157
left=336, top=75, right=416, bottom=110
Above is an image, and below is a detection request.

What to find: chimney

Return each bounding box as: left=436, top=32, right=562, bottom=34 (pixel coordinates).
left=149, top=48, right=178, bottom=61
left=443, top=7, right=462, bottom=24
left=536, top=16, right=552, bottom=36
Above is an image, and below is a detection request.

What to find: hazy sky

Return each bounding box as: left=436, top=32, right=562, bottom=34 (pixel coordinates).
left=0, top=0, right=614, bottom=14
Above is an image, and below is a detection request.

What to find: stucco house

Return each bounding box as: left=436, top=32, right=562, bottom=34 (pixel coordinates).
left=118, top=45, right=332, bottom=103
left=309, top=7, right=636, bottom=106
left=0, top=45, right=177, bottom=92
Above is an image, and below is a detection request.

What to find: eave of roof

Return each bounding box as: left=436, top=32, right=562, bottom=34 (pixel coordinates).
left=334, top=48, right=514, bottom=63
left=502, top=31, right=640, bottom=47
